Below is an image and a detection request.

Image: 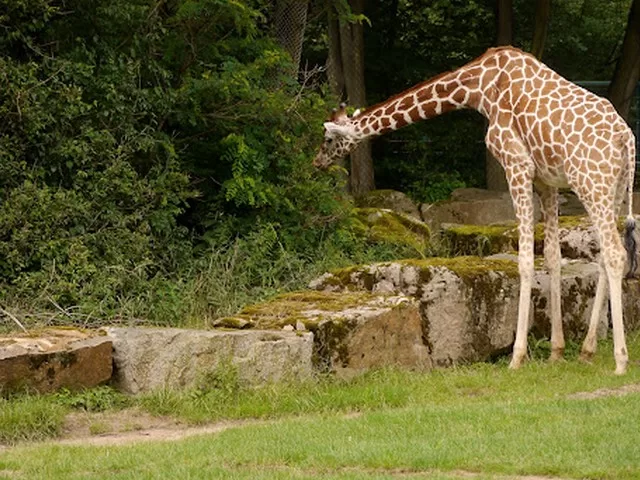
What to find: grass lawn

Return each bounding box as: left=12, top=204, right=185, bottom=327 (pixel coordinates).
left=2, top=333, right=640, bottom=479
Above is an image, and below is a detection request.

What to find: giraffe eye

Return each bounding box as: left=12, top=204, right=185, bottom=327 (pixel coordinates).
left=327, top=138, right=334, bottom=144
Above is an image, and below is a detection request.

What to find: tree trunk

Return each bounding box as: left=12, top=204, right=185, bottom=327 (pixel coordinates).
left=496, top=0, right=513, bottom=46
left=608, top=0, right=640, bottom=121
left=486, top=0, right=513, bottom=191
left=327, top=11, right=345, bottom=97
left=337, top=0, right=374, bottom=194
left=531, top=0, right=551, bottom=59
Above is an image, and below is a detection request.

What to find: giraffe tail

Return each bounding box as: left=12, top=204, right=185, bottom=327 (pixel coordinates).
left=623, top=130, right=637, bottom=278
left=625, top=217, right=636, bottom=278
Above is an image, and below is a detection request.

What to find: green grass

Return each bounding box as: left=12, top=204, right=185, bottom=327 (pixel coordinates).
left=2, top=393, right=640, bottom=479
left=0, top=396, right=65, bottom=445
left=137, top=333, right=640, bottom=425
left=2, top=334, right=640, bottom=478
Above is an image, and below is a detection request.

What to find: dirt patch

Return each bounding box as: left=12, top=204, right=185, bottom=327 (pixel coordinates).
left=251, top=465, right=574, bottom=480
left=567, top=383, right=640, bottom=400
left=352, top=468, right=571, bottom=479
left=56, top=408, right=263, bottom=447
left=0, top=409, right=576, bottom=480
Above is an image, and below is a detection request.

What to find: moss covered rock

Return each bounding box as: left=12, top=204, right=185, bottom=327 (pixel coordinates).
left=310, top=258, right=520, bottom=366
left=441, top=223, right=521, bottom=257
left=420, top=194, right=529, bottom=231
left=355, top=189, right=421, bottom=220
left=308, top=257, right=640, bottom=365
left=441, top=216, right=602, bottom=260
left=215, top=291, right=431, bottom=375
left=352, top=208, right=431, bottom=254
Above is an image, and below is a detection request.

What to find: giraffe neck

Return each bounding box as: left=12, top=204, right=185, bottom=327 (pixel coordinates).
left=352, top=66, right=490, bottom=140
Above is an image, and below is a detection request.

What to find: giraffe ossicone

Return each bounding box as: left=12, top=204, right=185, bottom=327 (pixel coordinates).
left=315, top=46, right=637, bottom=374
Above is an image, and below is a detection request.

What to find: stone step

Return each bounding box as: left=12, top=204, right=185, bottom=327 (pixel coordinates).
left=0, top=329, right=112, bottom=393
left=105, top=327, right=313, bottom=394
left=216, top=292, right=431, bottom=377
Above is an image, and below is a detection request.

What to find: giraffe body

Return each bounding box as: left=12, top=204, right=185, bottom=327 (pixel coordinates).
left=315, top=46, right=637, bottom=374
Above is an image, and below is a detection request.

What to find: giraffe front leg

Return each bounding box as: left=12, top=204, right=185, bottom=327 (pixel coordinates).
left=506, top=166, right=536, bottom=370
left=537, top=184, right=564, bottom=362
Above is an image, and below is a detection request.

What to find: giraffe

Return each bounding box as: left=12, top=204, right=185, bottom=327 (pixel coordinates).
left=314, top=46, right=637, bottom=374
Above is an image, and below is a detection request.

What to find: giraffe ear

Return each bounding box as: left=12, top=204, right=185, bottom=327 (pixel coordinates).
left=324, top=122, right=352, bottom=137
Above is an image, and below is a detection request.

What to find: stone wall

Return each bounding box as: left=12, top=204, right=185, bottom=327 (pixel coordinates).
left=106, top=327, right=313, bottom=394
left=309, top=257, right=633, bottom=366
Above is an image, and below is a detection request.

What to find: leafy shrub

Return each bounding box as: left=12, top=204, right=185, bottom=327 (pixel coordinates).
left=0, top=0, right=438, bottom=328
left=53, top=387, right=130, bottom=412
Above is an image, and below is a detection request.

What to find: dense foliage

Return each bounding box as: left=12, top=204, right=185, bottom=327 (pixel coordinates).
left=0, top=0, right=367, bottom=325
left=0, top=0, right=634, bottom=326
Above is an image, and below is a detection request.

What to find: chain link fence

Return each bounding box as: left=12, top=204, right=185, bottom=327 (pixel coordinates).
left=273, top=0, right=309, bottom=72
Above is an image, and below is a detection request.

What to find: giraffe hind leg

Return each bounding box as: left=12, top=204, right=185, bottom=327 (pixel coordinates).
left=583, top=204, right=628, bottom=374
left=536, top=184, right=564, bottom=361
left=580, top=258, right=607, bottom=362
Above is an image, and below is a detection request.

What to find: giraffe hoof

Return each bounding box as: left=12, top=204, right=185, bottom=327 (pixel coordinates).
left=509, top=349, right=527, bottom=370
left=615, top=364, right=628, bottom=376
left=508, top=357, right=524, bottom=370
left=579, top=351, right=595, bottom=364
left=549, top=349, right=565, bottom=362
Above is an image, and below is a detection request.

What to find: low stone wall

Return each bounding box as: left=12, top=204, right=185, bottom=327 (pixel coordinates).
left=3, top=255, right=639, bottom=394
left=216, top=292, right=431, bottom=376
left=106, top=327, right=313, bottom=394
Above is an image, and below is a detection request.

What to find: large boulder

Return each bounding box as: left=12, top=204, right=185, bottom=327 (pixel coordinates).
left=311, top=258, right=520, bottom=365
left=420, top=188, right=539, bottom=230
left=355, top=189, right=422, bottom=220
left=215, top=292, right=431, bottom=376
left=351, top=208, right=431, bottom=254
left=106, top=327, right=313, bottom=394
left=309, top=257, right=638, bottom=366
left=441, top=216, right=600, bottom=260
left=0, top=329, right=112, bottom=393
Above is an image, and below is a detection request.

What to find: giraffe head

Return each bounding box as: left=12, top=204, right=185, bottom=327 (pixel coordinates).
left=313, top=103, right=361, bottom=169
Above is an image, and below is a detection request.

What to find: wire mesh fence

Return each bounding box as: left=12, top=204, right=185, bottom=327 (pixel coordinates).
left=274, top=0, right=309, bottom=72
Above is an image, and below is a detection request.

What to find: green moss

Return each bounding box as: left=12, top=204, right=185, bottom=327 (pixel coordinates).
left=558, top=215, right=590, bottom=229
left=352, top=208, right=431, bottom=255
left=211, top=317, right=254, bottom=329
left=215, top=290, right=402, bottom=373
left=329, top=264, right=374, bottom=291
left=225, top=290, right=378, bottom=331
left=442, top=215, right=597, bottom=257
left=442, top=224, right=519, bottom=256
left=398, top=257, right=520, bottom=280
